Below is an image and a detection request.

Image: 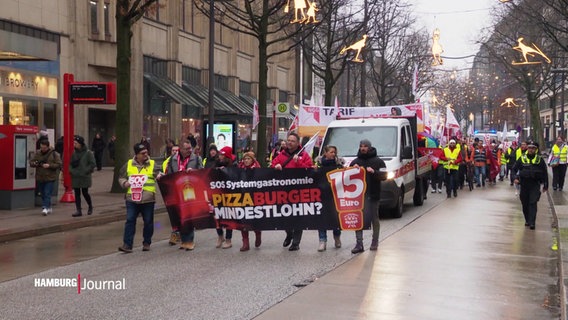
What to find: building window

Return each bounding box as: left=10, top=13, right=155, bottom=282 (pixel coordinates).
left=90, top=0, right=99, bottom=35
left=144, top=56, right=167, bottom=77
left=240, top=81, right=252, bottom=96
left=215, top=75, right=228, bottom=91
left=279, top=91, right=288, bottom=102
left=181, top=0, right=194, bottom=33
left=182, top=66, right=201, bottom=85
left=144, top=0, right=160, bottom=21
left=104, top=1, right=111, bottom=39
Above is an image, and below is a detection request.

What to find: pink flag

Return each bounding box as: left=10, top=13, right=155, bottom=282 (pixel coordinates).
left=252, top=100, right=259, bottom=130
left=334, top=96, right=341, bottom=119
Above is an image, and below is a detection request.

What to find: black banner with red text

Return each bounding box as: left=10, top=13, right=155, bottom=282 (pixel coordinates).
left=157, top=167, right=370, bottom=231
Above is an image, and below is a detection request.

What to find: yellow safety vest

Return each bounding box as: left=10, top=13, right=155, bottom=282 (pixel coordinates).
left=443, top=147, right=460, bottom=170
left=552, top=144, right=568, bottom=163
left=126, top=159, right=156, bottom=194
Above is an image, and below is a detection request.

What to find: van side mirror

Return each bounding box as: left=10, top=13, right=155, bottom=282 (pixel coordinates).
left=401, top=146, right=413, bottom=159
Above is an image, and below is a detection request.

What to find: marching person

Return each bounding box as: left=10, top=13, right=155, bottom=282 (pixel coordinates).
left=349, top=139, right=387, bottom=253
left=162, top=143, right=180, bottom=246
left=441, top=139, right=462, bottom=198
left=163, top=140, right=202, bottom=250
left=512, top=142, right=548, bottom=230
left=216, top=146, right=236, bottom=249
left=69, top=135, right=96, bottom=217
left=314, top=145, right=345, bottom=251
left=271, top=132, right=313, bottom=251
left=30, top=139, right=62, bottom=216
left=117, top=143, right=160, bottom=253
left=549, top=136, right=567, bottom=191
left=237, top=151, right=262, bottom=251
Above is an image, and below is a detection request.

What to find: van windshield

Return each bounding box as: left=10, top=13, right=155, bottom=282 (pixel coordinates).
left=321, top=126, right=397, bottom=157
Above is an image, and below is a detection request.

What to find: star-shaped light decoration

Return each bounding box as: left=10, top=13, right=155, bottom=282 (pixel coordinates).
left=511, top=37, right=551, bottom=65
left=500, top=98, right=519, bottom=107
left=340, top=35, right=368, bottom=63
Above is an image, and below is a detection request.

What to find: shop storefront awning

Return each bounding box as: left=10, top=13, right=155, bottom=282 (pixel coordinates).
left=144, top=73, right=202, bottom=107
left=182, top=82, right=246, bottom=115
left=215, top=89, right=253, bottom=115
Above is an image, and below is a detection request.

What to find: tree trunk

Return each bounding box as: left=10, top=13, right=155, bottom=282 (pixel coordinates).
left=111, top=9, right=133, bottom=193
left=256, top=32, right=269, bottom=167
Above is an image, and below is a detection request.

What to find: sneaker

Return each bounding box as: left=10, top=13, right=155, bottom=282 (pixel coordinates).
left=222, top=239, right=232, bottom=249
left=369, top=240, right=378, bottom=251
left=142, top=243, right=150, bottom=251
left=334, top=235, right=342, bottom=248
left=216, top=236, right=224, bottom=248
left=289, top=244, right=300, bottom=251
left=118, top=244, right=133, bottom=253
left=351, top=243, right=364, bottom=254
left=180, top=242, right=195, bottom=251
left=169, top=232, right=181, bottom=246
left=318, top=241, right=326, bottom=252
left=87, top=206, right=93, bottom=215
left=431, top=189, right=437, bottom=193
left=41, top=207, right=48, bottom=216
left=47, top=207, right=52, bottom=214
left=72, top=211, right=82, bottom=217
left=437, top=188, right=442, bottom=193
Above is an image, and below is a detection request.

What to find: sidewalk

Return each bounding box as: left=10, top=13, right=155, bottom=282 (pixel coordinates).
left=256, top=177, right=568, bottom=320
left=0, top=167, right=165, bottom=243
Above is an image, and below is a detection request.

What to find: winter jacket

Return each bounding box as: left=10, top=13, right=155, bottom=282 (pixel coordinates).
left=270, top=147, right=313, bottom=169
left=30, top=148, right=62, bottom=182
left=349, top=147, right=387, bottom=200
left=69, top=145, right=96, bottom=188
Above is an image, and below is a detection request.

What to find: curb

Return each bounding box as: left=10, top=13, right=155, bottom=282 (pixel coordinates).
left=548, top=190, right=566, bottom=320
left=0, top=206, right=167, bottom=243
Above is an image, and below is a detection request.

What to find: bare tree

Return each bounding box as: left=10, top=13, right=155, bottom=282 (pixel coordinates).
left=302, top=0, right=364, bottom=106
left=195, top=0, right=315, bottom=165
left=111, top=0, right=158, bottom=193
left=366, top=0, right=432, bottom=106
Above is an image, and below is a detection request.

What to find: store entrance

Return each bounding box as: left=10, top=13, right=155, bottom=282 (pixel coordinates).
left=88, top=108, right=115, bottom=167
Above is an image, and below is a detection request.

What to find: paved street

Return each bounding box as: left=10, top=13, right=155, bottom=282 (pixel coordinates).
left=0, top=168, right=566, bottom=319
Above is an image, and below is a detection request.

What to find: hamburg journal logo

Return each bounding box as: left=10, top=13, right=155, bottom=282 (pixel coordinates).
left=34, top=274, right=126, bottom=294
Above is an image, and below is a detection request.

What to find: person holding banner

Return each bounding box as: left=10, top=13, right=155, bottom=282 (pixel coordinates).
left=117, top=143, right=160, bottom=253
left=163, top=140, right=203, bottom=250
left=237, top=151, right=262, bottom=251
left=314, top=145, right=345, bottom=251
left=216, top=146, right=236, bottom=249
left=271, top=132, right=314, bottom=251
left=349, top=139, right=387, bottom=253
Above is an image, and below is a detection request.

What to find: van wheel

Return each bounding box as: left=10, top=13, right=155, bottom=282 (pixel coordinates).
left=391, top=193, right=404, bottom=218
left=413, top=179, right=424, bottom=206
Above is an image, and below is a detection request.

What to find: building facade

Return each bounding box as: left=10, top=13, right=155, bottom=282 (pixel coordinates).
left=0, top=0, right=299, bottom=160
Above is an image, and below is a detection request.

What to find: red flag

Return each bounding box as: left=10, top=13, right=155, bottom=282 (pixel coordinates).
left=288, top=114, right=298, bottom=133
left=418, top=147, right=444, bottom=170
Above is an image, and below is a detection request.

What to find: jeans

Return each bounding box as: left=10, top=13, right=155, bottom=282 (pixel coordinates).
left=355, top=197, right=380, bottom=242
left=474, top=165, right=486, bottom=186
left=38, top=180, right=55, bottom=208
left=216, top=228, right=233, bottom=239
left=318, top=229, right=341, bottom=241
left=445, top=169, right=458, bottom=195
left=122, top=201, right=155, bottom=247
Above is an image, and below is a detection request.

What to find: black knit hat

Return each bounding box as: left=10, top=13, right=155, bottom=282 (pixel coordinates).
left=73, top=135, right=85, bottom=146
left=133, top=143, right=148, bottom=154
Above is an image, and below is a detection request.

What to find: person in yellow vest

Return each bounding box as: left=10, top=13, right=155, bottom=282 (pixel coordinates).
left=498, top=144, right=507, bottom=181
left=117, top=143, right=160, bottom=253
left=440, top=139, right=462, bottom=198
left=549, top=136, right=567, bottom=191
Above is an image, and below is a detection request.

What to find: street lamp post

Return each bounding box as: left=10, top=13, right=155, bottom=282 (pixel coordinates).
left=551, top=68, right=567, bottom=140
left=207, top=0, right=215, bottom=147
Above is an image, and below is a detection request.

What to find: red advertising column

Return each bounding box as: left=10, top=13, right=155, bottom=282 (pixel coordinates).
left=60, top=73, right=75, bottom=202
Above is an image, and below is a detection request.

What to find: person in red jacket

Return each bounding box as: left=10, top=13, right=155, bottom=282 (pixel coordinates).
left=271, top=132, right=313, bottom=251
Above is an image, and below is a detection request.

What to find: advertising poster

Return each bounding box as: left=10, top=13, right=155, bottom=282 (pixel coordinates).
left=204, top=122, right=235, bottom=149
